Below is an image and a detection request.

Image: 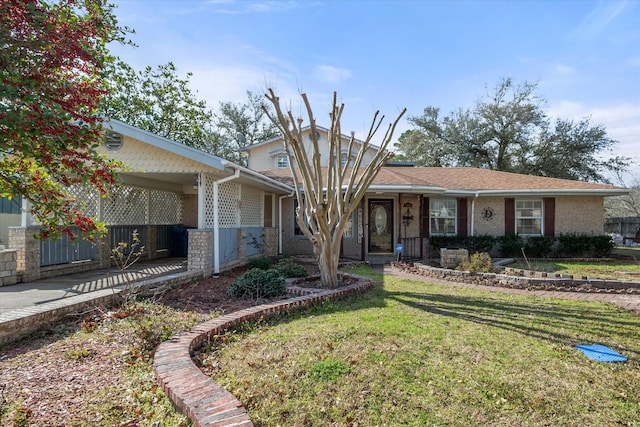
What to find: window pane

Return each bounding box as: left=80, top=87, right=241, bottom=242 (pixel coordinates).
left=515, top=199, right=542, bottom=234
left=276, top=155, right=288, bottom=169
left=430, top=199, right=456, bottom=235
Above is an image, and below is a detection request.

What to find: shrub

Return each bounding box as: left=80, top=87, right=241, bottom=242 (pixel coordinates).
left=228, top=268, right=286, bottom=299
left=457, top=252, right=494, bottom=273
left=591, top=235, right=615, bottom=257
left=524, top=235, right=556, bottom=258
left=273, top=257, right=308, bottom=278
left=497, top=234, right=524, bottom=257
left=248, top=257, right=273, bottom=270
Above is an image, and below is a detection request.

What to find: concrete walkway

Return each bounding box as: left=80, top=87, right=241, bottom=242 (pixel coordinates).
left=0, top=258, right=188, bottom=315
left=382, top=265, right=640, bottom=313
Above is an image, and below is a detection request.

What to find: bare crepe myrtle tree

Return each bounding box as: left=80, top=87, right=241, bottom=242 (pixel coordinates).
left=264, top=89, right=406, bottom=288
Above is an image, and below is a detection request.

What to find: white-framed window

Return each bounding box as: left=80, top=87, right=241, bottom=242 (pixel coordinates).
left=276, top=154, right=288, bottom=169
left=340, top=151, right=350, bottom=166
left=516, top=200, right=542, bottom=235
left=430, top=199, right=456, bottom=235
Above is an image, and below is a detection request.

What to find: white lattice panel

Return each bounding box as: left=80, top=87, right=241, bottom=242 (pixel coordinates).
left=203, top=174, right=216, bottom=228
left=103, top=185, right=148, bottom=225
left=149, top=190, right=182, bottom=224
left=240, top=186, right=263, bottom=226
left=67, top=184, right=99, bottom=218
left=218, top=181, right=240, bottom=228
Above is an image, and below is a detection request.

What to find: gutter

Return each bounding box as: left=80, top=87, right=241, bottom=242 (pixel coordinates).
left=470, top=192, right=479, bottom=236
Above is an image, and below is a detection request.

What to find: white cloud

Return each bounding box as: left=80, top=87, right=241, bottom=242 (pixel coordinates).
left=547, top=100, right=640, bottom=162
left=311, top=65, right=352, bottom=84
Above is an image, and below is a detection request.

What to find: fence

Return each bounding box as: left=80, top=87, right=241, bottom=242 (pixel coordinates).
left=40, top=228, right=97, bottom=267
left=605, top=217, right=640, bottom=237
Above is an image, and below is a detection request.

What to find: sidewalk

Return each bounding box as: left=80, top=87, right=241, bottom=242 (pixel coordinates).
left=381, top=265, right=640, bottom=313
left=0, top=258, right=188, bottom=315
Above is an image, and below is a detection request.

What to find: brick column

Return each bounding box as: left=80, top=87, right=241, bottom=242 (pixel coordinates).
left=8, top=226, right=41, bottom=283
left=0, top=249, right=18, bottom=287
left=96, top=230, right=112, bottom=268
left=187, top=229, right=213, bottom=276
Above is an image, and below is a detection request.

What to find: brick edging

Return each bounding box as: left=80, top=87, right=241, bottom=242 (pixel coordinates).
left=0, top=270, right=204, bottom=345
left=153, top=274, right=372, bottom=427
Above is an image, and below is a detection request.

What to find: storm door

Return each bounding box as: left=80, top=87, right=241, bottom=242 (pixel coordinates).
left=368, top=199, right=394, bottom=253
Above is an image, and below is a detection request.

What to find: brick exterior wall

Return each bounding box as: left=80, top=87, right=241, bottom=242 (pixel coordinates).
left=555, top=196, right=604, bottom=235
left=182, top=194, right=198, bottom=228
left=0, top=249, right=17, bottom=286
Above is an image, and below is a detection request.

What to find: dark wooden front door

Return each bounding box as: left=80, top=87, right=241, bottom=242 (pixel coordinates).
left=368, top=199, right=394, bottom=253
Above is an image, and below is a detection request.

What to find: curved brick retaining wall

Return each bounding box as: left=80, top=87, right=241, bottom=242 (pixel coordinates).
left=153, top=274, right=372, bottom=427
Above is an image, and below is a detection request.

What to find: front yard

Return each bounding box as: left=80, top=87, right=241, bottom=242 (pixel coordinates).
left=208, top=266, right=640, bottom=426
left=1, top=263, right=638, bottom=426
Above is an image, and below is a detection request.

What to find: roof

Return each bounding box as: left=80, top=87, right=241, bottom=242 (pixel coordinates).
left=262, top=166, right=629, bottom=197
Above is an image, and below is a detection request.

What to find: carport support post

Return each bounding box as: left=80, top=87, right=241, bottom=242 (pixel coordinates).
left=212, top=169, right=240, bottom=277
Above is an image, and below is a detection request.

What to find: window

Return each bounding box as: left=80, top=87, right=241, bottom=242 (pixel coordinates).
left=340, top=152, right=350, bottom=166
left=293, top=199, right=309, bottom=237
left=516, top=200, right=542, bottom=235
left=276, top=154, right=288, bottom=169
left=430, top=199, right=456, bottom=235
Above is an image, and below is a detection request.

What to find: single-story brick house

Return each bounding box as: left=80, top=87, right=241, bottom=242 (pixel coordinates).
left=243, top=126, right=630, bottom=263
left=3, top=122, right=629, bottom=282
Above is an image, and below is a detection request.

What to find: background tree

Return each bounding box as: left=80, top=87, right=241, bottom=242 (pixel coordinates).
left=1, top=0, right=127, bottom=240
left=101, top=61, right=217, bottom=152
left=395, top=78, right=630, bottom=183
left=213, top=90, right=279, bottom=165
left=605, top=175, right=640, bottom=218
left=264, top=90, right=405, bottom=288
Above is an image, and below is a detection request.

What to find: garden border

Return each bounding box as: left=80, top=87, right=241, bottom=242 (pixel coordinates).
left=153, top=274, right=372, bottom=427
left=394, top=260, right=640, bottom=293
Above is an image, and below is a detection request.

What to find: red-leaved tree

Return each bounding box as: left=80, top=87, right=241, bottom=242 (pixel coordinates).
left=0, top=0, right=128, bottom=240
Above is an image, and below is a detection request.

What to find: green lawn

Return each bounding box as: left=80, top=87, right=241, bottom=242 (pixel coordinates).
left=208, top=266, right=640, bottom=426
left=508, top=258, right=640, bottom=280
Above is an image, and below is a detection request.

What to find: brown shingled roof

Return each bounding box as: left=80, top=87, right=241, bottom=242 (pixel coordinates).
left=262, top=166, right=625, bottom=193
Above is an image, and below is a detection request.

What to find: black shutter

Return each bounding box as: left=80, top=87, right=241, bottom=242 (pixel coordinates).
left=505, top=198, right=515, bottom=234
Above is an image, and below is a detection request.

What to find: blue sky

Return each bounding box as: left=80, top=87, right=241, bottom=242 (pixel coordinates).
left=109, top=0, right=640, bottom=178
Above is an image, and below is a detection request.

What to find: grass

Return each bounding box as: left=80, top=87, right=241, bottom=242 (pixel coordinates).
left=508, top=258, right=640, bottom=280
left=208, top=265, right=640, bottom=427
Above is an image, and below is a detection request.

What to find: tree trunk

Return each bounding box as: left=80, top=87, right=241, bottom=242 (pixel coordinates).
left=316, top=234, right=340, bottom=289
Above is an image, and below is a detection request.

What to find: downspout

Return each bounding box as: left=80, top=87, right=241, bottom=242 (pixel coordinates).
left=470, top=192, right=479, bottom=236
left=213, top=168, right=240, bottom=277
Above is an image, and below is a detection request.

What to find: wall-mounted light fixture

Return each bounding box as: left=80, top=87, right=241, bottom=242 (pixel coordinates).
left=402, top=202, right=414, bottom=227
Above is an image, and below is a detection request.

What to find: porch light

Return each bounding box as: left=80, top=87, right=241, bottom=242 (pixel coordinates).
left=402, top=202, right=414, bottom=227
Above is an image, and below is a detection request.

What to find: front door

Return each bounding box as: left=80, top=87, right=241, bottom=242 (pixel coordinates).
left=368, top=199, right=394, bottom=253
